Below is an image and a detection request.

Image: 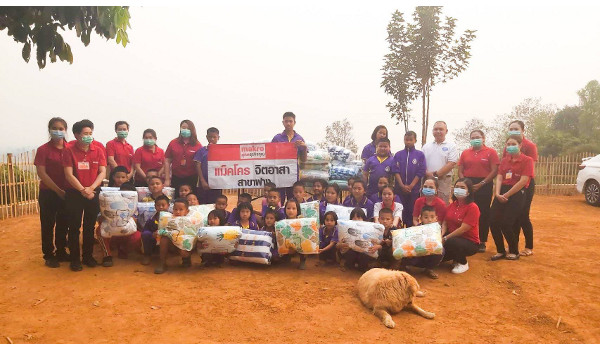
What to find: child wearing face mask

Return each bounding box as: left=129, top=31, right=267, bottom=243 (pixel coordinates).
left=412, top=177, right=446, bottom=226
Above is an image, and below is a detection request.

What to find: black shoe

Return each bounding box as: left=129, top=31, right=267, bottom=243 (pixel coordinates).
left=477, top=243, right=486, bottom=253
left=82, top=257, right=98, bottom=267
left=490, top=253, right=506, bottom=261
left=70, top=262, right=83, bottom=271
left=182, top=257, right=191, bottom=268
left=102, top=256, right=113, bottom=267
left=45, top=258, right=60, bottom=268
left=55, top=250, right=71, bottom=262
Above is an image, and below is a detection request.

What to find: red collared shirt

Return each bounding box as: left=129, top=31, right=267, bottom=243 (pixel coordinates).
left=34, top=141, right=67, bottom=190
left=67, top=139, right=106, bottom=157
left=133, top=145, right=165, bottom=182
left=412, top=196, right=446, bottom=223
left=165, top=138, right=202, bottom=178
left=459, top=145, right=500, bottom=178
left=444, top=201, right=480, bottom=244
left=503, top=137, right=538, bottom=178
left=498, top=153, right=534, bottom=188
left=106, top=138, right=134, bottom=172
left=62, top=142, right=107, bottom=188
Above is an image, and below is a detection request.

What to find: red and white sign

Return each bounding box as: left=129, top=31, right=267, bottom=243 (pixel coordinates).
left=207, top=143, right=298, bottom=189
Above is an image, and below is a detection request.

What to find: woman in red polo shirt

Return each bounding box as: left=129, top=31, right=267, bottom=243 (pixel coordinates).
left=63, top=119, right=107, bottom=271
left=133, top=129, right=165, bottom=186
left=106, top=121, right=135, bottom=182
left=164, top=120, right=202, bottom=194
left=490, top=135, right=534, bottom=261
left=34, top=117, right=70, bottom=268
left=505, top=120, right=538, bottom=256
left=441, top=178, right=480, bottom=274
left=458, top=129, right=499, bottom=253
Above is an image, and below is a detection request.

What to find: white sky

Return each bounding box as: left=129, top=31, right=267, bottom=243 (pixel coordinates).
left=1, top=0, right=599, bottom=154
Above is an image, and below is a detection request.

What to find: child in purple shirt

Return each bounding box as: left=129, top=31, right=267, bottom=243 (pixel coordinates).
left=317, top=211, right=339, bottom=265
left=308, top=179, right=327, bottom=202
left=226, top=192, right=258, bottom=226
left=319, top=183, right=342, bottom=223
left=140, top=195, right=170, bottom=266
left=368, top=176, right=401, bottom=204
left=363, top=138, right=395, bottom=197
left=342, top=179, right=374, bottom=220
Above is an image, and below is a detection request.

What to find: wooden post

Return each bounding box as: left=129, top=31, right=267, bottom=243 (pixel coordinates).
left=7, top=153, right=17, bottom=218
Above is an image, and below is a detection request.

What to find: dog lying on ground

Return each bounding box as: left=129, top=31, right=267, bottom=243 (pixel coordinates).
left=357, top=268, right=435, bottom=328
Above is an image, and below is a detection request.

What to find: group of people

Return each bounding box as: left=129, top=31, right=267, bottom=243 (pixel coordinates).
left=34, top=112, right=538, bottom=277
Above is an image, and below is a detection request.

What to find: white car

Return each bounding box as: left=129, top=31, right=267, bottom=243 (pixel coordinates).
left=576, top=154, right=600, bottom=206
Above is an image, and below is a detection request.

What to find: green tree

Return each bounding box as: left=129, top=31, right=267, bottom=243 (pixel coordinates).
left=382, top=7, right=476, bottom=145
left=453, top=117, right=496, bottom=152
left=0, top=6, right=131, bottom=69
left=317, top=118, right=358, bottom=153
left=577, top=80, right=600, bottom=140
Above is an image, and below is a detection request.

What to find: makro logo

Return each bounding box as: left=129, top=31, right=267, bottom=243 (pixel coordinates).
left=240, top=144, right=266, bottom=159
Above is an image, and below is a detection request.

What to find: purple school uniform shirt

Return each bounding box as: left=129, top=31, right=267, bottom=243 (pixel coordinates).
left=369, top=192, right=401, bottom=204
left=227, top=208, right=258, bottom=226
left=392, top=146, right=426, bottom=193
left=307, top=195, right=324, bottom=203
left=319, top=226, right=339, bottom=249
left=342, top=195, right=375, bottom=219
left=271, top=131, right=306, bottom=156
left=363, top=155, right=395, bottom=196
left=261, top=204, right=285, bottom=220
left=361, top=143, right=376, bottom=161
left=192, top=145, right=210, bottom=181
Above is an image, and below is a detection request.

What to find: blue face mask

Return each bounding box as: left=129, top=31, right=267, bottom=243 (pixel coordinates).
left=506, top=145, right=519, bottom=154
left=422, top=188, right=436, bottom=197
left=50, top=130, right=65, bottom=140
left=453, top=188, right=468, bottom=198
left=180, top=129, right=191, bottom=138
left=470, top=139, right=483, bottom=147
left=508, top=130, right=521, bottom=136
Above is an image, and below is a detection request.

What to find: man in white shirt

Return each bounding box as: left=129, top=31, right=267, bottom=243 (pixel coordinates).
left=422, top=121, right=458, bottom=204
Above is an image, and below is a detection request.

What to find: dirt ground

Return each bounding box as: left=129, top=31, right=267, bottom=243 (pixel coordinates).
left=0, top=195, right=599, bottom=344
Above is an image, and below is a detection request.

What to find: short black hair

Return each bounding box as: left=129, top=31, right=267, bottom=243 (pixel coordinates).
left=216, top=194, right=228, bottom=202
left=376, top=137, right=391, bottom=146
left=420, top=205, right=436, bottom=216
left=264, top=208, right=282, bottom=221
left=186, top=193, right=198, bottom=199
left=207, top=127, right=219, bottom=135
left=378, top=207, right=394, bottom=217
left=264, top=181, right=277, bottom=191
left=313, top=179, right=328, bottom=189
left=208, top=209, right=227, bottom=225
left=146, top=169, right=159, bottom=174
left=283, top=111, right=296, bottom=120
left=350, top=207, right=367, bottom=220
left=119, top=183, right=136, bottom=191
left=239, top=192, right=252, bottom=202
left=404, top=131, right=417, bottom=139
left=147, top=175, right=163, bottom=183
left=323, top=211, right=338, bottom=224
left=143, top=129, right=157, bottom=139
left=352, top=179, right=366, bottom=190
left=284, top=198, right=301, bottom=215
left=292, top=181, right=305, bottom=190
left=451, top=178, right=475, bottom=204
left=155, top=195, right=170, bottom=205
left=179, top=183, right=192, bottom=190
left=173, top=198, right=189, bottom=208
left=236, top=202, right=254, bottom=220
left=108, top=166, right=129, bottom=187
left=115, top=121, right=129, bottom=131
left=72, top=119, right=94, bottom=134
left=370, top=125, right=387, bottom=142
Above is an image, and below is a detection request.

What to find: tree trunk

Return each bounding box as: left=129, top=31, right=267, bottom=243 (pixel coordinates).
left=421, top=86, right=427, bottom=145
left=426, top=85, right=431, bottom=144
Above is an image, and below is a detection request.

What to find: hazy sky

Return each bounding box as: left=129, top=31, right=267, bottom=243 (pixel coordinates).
left=1, top=0, right=599, bottom=155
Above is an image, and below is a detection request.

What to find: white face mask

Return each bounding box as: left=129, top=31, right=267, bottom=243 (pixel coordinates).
left=453, top=188, right=468, bottom=198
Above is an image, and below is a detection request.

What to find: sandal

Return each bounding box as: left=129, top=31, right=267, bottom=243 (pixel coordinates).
left=506, top=253, right=520, bottom=260
left=520, top=249, right=533, bottom=256
left=490, top=253, right=506, bottom=261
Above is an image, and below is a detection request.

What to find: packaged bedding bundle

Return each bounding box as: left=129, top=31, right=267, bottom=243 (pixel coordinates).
left=100, top=187, right=120, bottom=192
left=329, top=165, right=361, bottom=180
left=324, top=203, right=366, bottom=221
left=135, top=186, right=176, bottom=202
left=157, top=210, right=204, bottom=251
left=229, top=229, right=274, bottom=265
left=304, top=149, right=331, bottom=164
left=137, top=202, right=175, bottom=228
left=300, top=200, right=320, bottom=219
left=328, top=146, right=356, bottom=163
left=391, top=222, right=444, bottom=259
left=98, top=191, right=138, bottom=238
left=196, top=226, right=242, bottom=254
left=337, top=220, right=385, bottom=258
left=188, top=204, right=216, bottom=226
left=299, top=169, right=330, bottom=181
left=328, top=180, right=349, bottom=191
left=275, top=218, right=319, bottom=255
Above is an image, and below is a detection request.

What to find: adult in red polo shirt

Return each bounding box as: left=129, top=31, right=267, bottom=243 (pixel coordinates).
left=34, top=117, right=70, bottom=268
left=106, top=121, right=134, bottom=181
left=133, top=128, right=165, bottom=186
left=441, top=178, right=480, bottom=274
left=504, top=120, right=538, bottom=256
left=62, top=119, right=107, bottom=271
left=490, top=135, right=534, bottom=262
left=164, top=120, right=202, bottom=194
left=458, top=129, right=499, bottom=253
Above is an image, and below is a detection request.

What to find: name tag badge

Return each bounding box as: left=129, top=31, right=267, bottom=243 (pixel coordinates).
left=78, top=161, right=90, bottom=170
left=180, top=159, right=187, bottom=166
left=506, top=171, right=513, bottom=180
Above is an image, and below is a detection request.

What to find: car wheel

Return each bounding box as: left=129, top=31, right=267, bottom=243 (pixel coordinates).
left=584, top=180, right=600, bottom=206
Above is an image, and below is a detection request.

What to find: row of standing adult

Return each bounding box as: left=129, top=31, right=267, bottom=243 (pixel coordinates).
left=359, top=120, right=537, bottom=261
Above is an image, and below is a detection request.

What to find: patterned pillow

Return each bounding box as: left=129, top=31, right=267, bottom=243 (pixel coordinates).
left=392, top=223, right=444, bottom=259
left=229, top=229, right=273, bottom=265
left=275, top=218, right=319, bottom=255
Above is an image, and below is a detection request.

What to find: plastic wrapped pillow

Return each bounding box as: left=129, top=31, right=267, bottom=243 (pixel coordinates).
left=299, top=170, right=330, bottom=181
left=229, top=229, right=273, bottom=265
left=136, top=186, right=175, bottom=202
left=275, top=218, right=319, bottom=255
left=337, top=220, right=385, bottom=258
left=196, top=226, right=242, bottom=254
left=300, top=200, right=320, bottom=219
left=98, top=191, right=138, bottom=238
left=188, top=204, right=216, bottom=226
left=305, top=150, right=331, bottom=164
left=392, top=222, right=444, bottom=259
left=157, top=211, right=203, bottom=251
left=329, top=165, right=361, bottom=180
left=324, top=204, right=366, bottom=221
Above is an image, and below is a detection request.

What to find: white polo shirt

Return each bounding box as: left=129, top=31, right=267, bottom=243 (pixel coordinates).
left=422, top=139, right=459, bottom=173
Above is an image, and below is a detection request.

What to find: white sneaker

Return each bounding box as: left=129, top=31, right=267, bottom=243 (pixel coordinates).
left=451, top=262, right=469, bottom=274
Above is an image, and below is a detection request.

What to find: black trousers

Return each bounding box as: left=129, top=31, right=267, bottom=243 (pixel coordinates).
left=343, top=250, right=375, bottom=271
left=514, top=178, right=535, bottom=249
left=66, top=190, right=100, bottom=263
left=172, top=174, right=198, bottom=197
left=38, top=189, right=68, bottom=260
left=467, top=177, right=493, bottom=243
left=490, top=186, right=525, bottom=255
left=442, top=237, right=478, bottom=265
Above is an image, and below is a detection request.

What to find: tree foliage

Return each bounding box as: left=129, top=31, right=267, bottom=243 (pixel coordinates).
left=0, top=6, right=131, bottom=69
left=318, top=118, right=358, bottom=153
left=382, top=7, right=476, bottom=144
